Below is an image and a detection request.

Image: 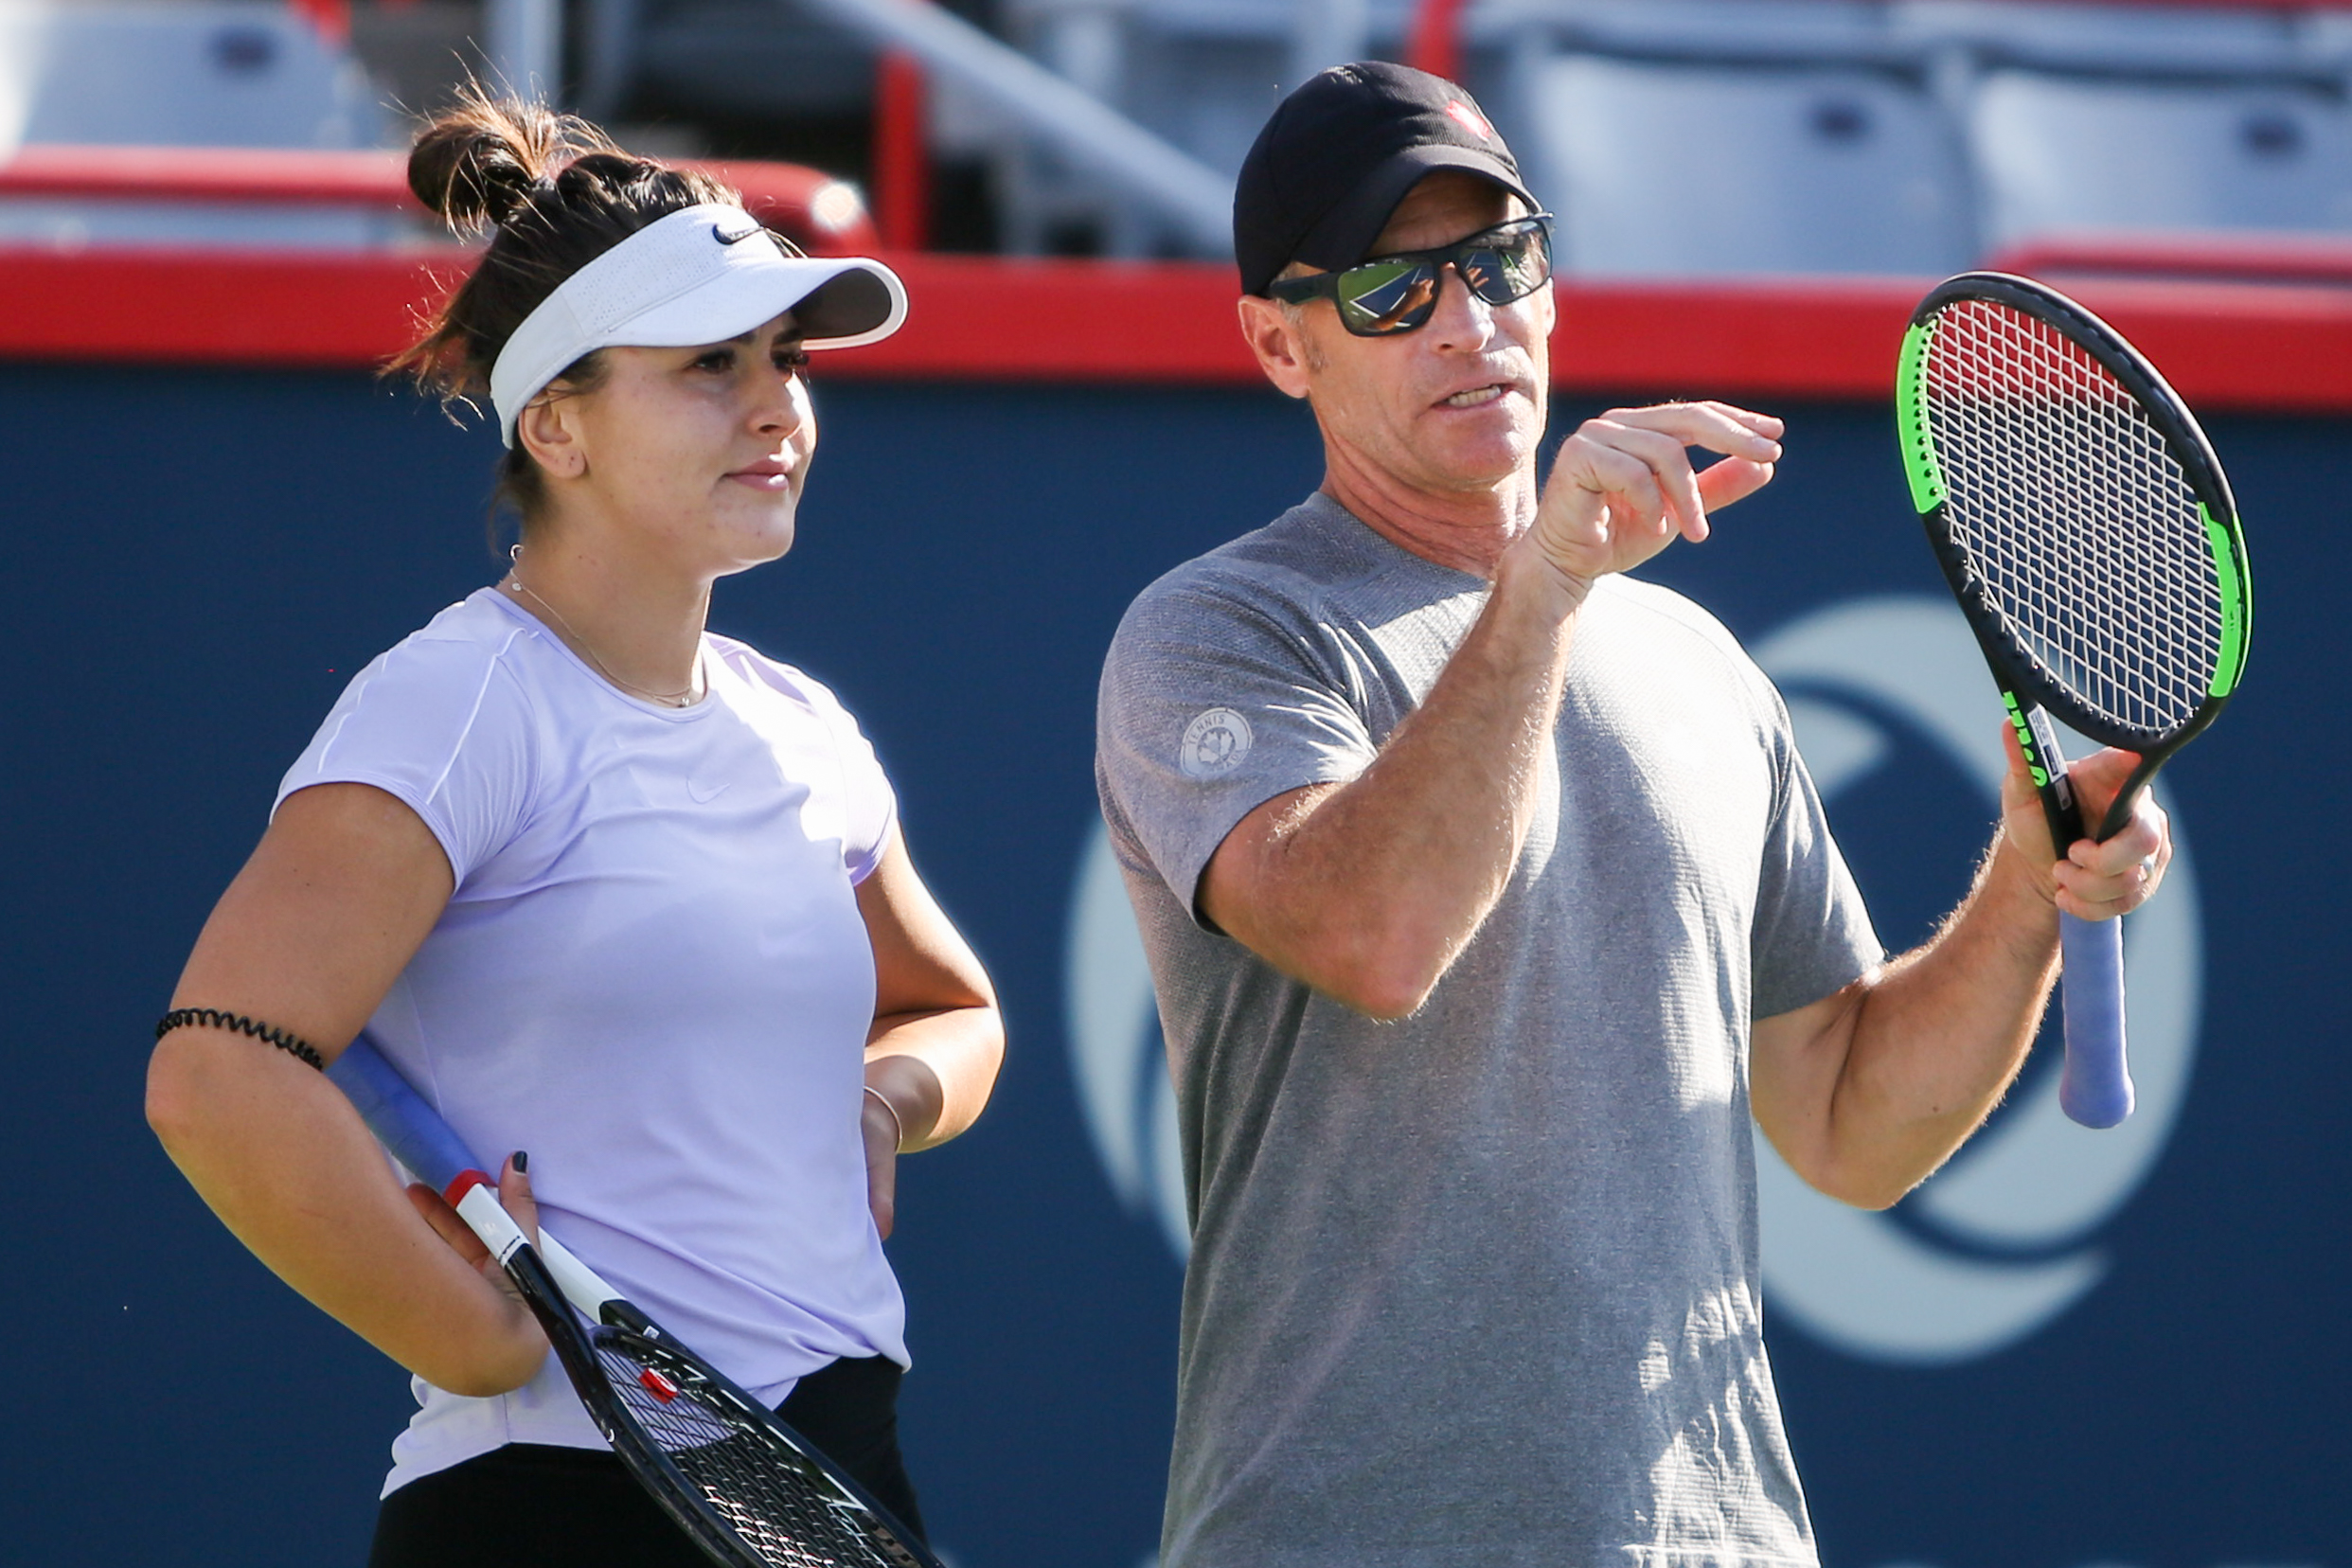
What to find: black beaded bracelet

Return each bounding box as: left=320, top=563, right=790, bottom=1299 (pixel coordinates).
left=154, top=1007, right=326, bottom=1072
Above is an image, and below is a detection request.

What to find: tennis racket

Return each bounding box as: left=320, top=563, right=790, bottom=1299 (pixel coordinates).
left=1896, top=272, right=2252, bottom=1130
left=327, top=1034, right=940, bottom=1568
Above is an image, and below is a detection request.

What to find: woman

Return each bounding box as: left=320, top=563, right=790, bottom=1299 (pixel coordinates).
left=144, top=94, right=1003, bottom=1567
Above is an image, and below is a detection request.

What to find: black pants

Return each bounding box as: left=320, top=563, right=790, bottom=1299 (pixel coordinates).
left=367, top=1354, right=925, bottom=1567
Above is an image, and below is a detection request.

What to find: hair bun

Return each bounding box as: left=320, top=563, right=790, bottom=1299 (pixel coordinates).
left=407, top=90, right=588, bottom=230
left=387, top=81, right=739, bottom=431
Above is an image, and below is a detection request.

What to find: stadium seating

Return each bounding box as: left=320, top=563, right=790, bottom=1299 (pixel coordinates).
left=0, top=0, right=379, bottom=150
left=1887, top=0, right=2304, bottom=75
left=1965, top=68, right=2352, bottom=251
left=0, top=0, right=391, bottom=248
left=1519, top=53, right=1974, bottom=276
left=6, top=0, right=2351, bottom=273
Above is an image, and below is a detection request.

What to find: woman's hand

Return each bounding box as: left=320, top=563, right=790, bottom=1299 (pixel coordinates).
left=860, top=1092, right=902, bottom=1239
left=854, top=825, right=1007, bottom=1244
left=401, top=1151, right=550, bottom=1390
left=150, top=782, right=549, bottom=1398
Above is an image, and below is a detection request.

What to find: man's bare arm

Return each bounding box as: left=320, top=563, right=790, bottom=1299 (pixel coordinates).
left=1752, top=740, right=2172, bottom=1208
left=1201, top=402, right=1781, bottom=1018
left=1200, top=546, right=1577, bottom=1018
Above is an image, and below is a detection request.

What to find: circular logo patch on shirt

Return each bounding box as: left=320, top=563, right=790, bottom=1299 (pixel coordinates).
left=1179, top=707, right=1253, bottom=779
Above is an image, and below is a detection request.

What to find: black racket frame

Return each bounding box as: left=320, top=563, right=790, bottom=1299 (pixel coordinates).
left=1904, top=270, right=2248, bottom=844
left=505, top=1245, right=940, bottom=1568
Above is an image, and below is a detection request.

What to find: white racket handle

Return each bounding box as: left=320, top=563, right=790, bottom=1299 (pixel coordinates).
left=444, top=1172, right=625, bottom=1319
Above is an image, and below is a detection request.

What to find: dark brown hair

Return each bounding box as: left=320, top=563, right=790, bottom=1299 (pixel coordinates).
left=385, top=86, right=740, bottom=523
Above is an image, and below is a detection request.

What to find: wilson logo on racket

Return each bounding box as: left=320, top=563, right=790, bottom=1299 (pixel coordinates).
left=1898, top=271, right=2252, bottom=1131
left=1998, top=692, right=2048, bottom=789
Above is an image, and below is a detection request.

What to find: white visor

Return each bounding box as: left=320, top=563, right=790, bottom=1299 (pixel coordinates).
left=488, top=203, right=908, bottom=446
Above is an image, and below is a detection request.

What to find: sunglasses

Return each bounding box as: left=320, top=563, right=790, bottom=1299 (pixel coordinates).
left=1267, top=215, right=1556, bottom=337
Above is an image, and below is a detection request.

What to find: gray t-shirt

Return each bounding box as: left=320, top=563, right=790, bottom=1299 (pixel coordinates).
left=1096, top=494, right=1882, bottom=1568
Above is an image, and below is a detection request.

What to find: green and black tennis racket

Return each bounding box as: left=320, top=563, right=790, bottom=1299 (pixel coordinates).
left=1897, top=272, right=2252, bottom=1129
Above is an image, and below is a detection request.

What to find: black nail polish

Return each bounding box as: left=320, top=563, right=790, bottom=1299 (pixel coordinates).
left=512, top=1149, right=529, bottom=1174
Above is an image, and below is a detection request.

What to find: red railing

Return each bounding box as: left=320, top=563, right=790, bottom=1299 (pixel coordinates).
left=1987, top=231, right=2352, bottom=288
left=0, top=145, right=882, bottom=254
left=4, top=145, right=2348, bottom=411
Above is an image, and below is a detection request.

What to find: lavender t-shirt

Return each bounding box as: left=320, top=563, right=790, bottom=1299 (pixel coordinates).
left=278, top=588, right=901, bottom=1495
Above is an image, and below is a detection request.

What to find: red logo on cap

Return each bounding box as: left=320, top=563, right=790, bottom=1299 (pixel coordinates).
left=1445, top=100, right=1494, bottom=141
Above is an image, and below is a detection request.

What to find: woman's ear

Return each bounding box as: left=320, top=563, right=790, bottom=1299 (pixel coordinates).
left=515, top=393, right=587, bottom=480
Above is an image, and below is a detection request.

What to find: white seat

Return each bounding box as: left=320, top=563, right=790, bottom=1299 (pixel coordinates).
left=1891, top=1, right=2301, bottom=76
left=1532, top=0, right=1894, bottom=62
left=2, top=0, right=381, bottom=151
left=1523, top=52, right=1973, bottom=276
left=0, top=0, right=392, bottom=248
left=1967, top=68, right=2352, bottom=251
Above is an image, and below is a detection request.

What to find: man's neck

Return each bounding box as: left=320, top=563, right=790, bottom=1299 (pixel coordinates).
left=1319, top=444, right=1538, bottom=580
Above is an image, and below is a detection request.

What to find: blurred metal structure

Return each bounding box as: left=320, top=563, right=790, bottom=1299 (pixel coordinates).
left=484, top=0, right=560, bottom=98
left=795, top=0, right=1232, bottom=251
left=8, top=0, right=2352, bottom=273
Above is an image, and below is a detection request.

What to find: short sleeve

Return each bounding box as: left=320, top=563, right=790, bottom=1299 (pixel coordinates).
left=1097, top=576, right=1378, bottom=920
left=801, top=682, right=898, bottom=885
left=1749, top=698, right=1883, bottom=1020
left=274, top=621, right=538, bottom=886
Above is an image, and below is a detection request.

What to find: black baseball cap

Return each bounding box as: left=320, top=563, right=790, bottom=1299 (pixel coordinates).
left=1234, top=62, right=1540, bottom=297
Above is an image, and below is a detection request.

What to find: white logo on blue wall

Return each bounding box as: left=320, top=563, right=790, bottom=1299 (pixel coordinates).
left=1066, top=831, right=1193, bottom=1258
left=1063, top=595, right=2201, bottom=1361
left=1752, top=597, right=2199, bottom=1365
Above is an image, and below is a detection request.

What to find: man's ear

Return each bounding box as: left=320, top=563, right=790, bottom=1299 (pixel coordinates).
left=1238, top=294, right=1314, bottom=402
left=516, top=393, right=587, bottom=480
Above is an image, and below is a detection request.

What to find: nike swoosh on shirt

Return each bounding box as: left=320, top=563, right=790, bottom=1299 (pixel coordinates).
left=687, top=776, right=732, bottom=803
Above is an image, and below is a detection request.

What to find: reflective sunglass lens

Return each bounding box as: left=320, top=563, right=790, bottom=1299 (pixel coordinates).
left=1326, top=219, right=1552, bottom=334
left=1469, top=229, right=1549, bottom=304
left=1340, top=260, right=1439, bottom=335
left=1460, top=250, right=1506, bottom=299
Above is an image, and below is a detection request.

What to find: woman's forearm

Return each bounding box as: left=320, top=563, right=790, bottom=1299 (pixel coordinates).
left=864, top=1001, right=1004, bottom=1150
left=147, top=1022, right=547, bottom=1395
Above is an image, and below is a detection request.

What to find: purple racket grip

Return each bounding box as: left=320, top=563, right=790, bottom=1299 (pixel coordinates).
left=326, top=1033, right=479, bottom=1193
left=2058, top=911, right=2134, bottom=1128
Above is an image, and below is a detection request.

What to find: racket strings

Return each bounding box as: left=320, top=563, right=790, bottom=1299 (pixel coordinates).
left=1923, top=298, right=2221, bottom=739
left=595, top=1342, right=919, bottom=1568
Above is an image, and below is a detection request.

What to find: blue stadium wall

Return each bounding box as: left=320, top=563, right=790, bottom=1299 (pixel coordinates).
left=4, top=361, right=2343, bottom=1568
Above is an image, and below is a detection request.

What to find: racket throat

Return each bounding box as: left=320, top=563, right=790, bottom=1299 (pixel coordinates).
left=2094, top=754, right=2164, bottom=844
left=601, top=1298, right=661, bottom=1338
left=2006, top=696, right=2086, bottom=849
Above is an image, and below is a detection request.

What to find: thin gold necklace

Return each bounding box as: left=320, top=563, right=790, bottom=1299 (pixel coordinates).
left=505, top=546, right=704, bottom=708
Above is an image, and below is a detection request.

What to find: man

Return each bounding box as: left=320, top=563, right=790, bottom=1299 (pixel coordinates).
left=1095, top=62, right=2171, bottom=1568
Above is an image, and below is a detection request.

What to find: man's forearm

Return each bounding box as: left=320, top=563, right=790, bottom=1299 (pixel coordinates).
left=1202, top=550, right=1583, bottom=1018
left=1772, top=838, right=2062, bottom=1207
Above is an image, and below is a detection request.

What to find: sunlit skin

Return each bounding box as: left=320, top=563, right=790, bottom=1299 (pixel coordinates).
left=1238, top=171, right=1784, bottom=582
left=1213, top=168, right=2174, bottom=1210
left=1273, top=177, right=1553, bottom=515
left=147, top=300, right=1004, bottom=1398
left=1242, top=174, right=1552, bottom=561
left=506, top=311, right=815, bottom=702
